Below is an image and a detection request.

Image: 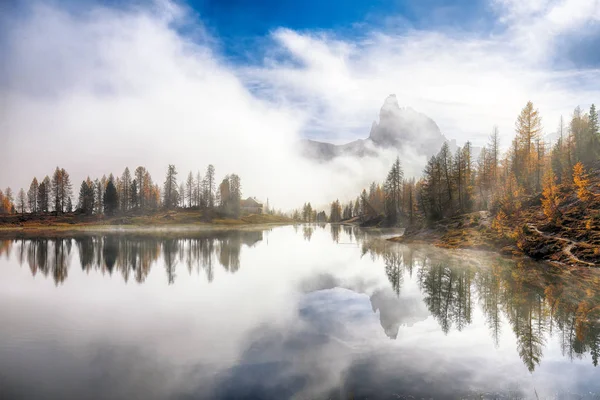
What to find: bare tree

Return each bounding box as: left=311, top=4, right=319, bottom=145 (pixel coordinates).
left=17, top=188, right=26, bottom=214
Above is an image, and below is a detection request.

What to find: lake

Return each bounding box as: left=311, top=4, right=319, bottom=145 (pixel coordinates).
left=1, top=225, right=600, bottom=399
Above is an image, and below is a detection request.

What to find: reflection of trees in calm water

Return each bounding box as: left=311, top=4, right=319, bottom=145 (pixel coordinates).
left=9, top=230, right=264, bottom=286
left=330, top=225, right=340, bottom=243
left=367, top=244, right=600, bottom=371
left=8, top=238, right=72, bottom=285
left=417, top=262, right=473, bottom=333
left=303, top=226, right=313, bottom=241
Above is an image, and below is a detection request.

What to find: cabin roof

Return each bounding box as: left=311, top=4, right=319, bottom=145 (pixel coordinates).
left=241, top=197, right=263, bottom=207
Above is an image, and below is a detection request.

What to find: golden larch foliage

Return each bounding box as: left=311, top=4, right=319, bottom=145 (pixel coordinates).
left=573, top=162, right=592, bottom=202
left=541, top=169, right=562, bottom=222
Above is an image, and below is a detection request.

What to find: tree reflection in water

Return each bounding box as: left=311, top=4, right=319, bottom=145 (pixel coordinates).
left=3, top=228, right=600, bottom=372
left=365, top=242, right=600, bottom=372
left=4, top=230, right=264, bottom=286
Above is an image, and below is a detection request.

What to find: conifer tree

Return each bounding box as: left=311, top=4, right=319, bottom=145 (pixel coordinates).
left=17, top=188, right=26, bottom=214
left=541, top=169, right=561, bottom=222
left=163, top=165, right=178, bottom=210
left=103, top=176, right=119, bottom=215
left=27, top=177, right=39, bottom=213
left=514, top=101, right=542, bottom=193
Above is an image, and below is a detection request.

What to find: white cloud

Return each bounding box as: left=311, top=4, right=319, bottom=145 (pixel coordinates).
left=2, top=0, right=600, bottom=210
left=245, top=24, right=599, bottom=148
left=1, top=2, right=402, bottom=210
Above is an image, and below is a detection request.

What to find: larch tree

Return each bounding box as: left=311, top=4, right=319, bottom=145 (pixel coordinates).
left=4, top=187, right=14, bottom=213
left=37, top=176, right=51, bottom=213
left=51, top=167, right=72, bottom=213
left=134, top=166, right=146, bottom=209
left=515, top=101, right=542, bottom=193
left=131, top=179, right=138, bottom=209
left=163, top=164, right=178, bottom=210
left=186, top=171, right=194, bottom=208
left=329, top=200, right=342, bottom=222
left=194, top=171, right=202, bottom=207
left=541, top=169, right=561, bottom=222
left=489, top=126, right=500, bottom=187
left=203, top=164, right=215, bottom=209
left=178, top=182, right=185, bottom=207
left=120, top=167, right=132, bottom=211
left=573, top=162, right=592, bottom=203
left=27, top=177, right=39, bottom=213
left=17, top=188, right=26, bottom=214
left=438, top=142, right=454, bottom=208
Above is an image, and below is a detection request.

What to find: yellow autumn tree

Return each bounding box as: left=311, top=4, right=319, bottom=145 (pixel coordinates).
left=541, top=169, right=561, bottom=222
left=573, top=162, right=592, bottom=202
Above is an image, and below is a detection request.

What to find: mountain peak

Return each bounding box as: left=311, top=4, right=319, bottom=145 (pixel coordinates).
left=380, top=94, right=400, bottom=118
left=301, top=95, right=448, bottom=162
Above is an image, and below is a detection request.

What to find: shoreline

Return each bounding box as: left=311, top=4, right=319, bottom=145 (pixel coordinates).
left=386, top=210, right=599, bottom=267
left=0, top=211, right=296, bottom=238
left=0, top=222, right=295, bottom=238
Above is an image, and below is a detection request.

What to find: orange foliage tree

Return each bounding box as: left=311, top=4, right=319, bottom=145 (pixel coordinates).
left=573, top=162, right=592, bottom=203
left=541, top=169, right=562, bottom=222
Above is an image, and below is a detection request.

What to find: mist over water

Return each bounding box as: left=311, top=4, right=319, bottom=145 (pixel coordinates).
left=1, top=225, right=600, bottom=399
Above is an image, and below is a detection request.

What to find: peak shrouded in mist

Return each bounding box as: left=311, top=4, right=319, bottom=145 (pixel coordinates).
left=302, top=94, right=447, bottom=164
left=370, top=94, right=446, bottom=153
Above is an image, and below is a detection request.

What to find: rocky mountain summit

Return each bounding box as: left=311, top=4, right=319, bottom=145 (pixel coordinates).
left=302, top=94, right=450, bottom=161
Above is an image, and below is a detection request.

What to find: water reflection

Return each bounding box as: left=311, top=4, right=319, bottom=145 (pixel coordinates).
left=364, top=242, right=600, bottom=372
left=2, top=225, right=600, bottom=399
left=2, top=230, right=264, bottom=286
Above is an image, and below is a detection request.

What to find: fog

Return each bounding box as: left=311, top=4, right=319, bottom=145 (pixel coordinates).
left=2, top=0, right=599, bottom=210
left=0, top=2, right=422, bottom=210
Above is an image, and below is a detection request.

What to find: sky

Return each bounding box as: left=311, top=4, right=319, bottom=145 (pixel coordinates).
left=1, top=0, right=600, bottom=209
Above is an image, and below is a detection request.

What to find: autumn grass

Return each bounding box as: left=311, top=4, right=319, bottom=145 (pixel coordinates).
left=0, top=209, right=295, bottom=238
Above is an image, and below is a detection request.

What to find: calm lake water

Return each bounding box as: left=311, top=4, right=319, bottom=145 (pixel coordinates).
left=2, top=225, right=600, bottom=399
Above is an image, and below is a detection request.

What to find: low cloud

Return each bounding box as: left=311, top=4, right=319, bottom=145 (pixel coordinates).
left=2, top=0, right=600, bottom=210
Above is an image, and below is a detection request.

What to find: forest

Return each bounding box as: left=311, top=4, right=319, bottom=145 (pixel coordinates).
left=323, top=102, right=599, bottom=226
left=311, top=101, right=600, bottom=264
left=0, top=163, right=284, bottom=221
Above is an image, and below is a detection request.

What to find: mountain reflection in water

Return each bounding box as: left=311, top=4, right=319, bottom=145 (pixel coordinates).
left=1, top=225, right=599, bottom=399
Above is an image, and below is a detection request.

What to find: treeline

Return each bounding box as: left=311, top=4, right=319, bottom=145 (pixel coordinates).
left=324, top=101, right=599, bottom=226
left=0, top=163, right=275, bottom=219
left=325, top=157, right=413, bottom=225
left=290, top=202, right=327, bottom=223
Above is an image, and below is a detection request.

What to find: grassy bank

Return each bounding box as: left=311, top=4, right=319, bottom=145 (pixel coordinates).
left=0, top=209, right=295, bottom=237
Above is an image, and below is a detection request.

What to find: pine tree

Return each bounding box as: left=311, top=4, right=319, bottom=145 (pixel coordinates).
left=103, top=177, right=119, bottom=215
left=384, top=156, right=403, bottom=223
left=77, top=179, right=95, bottom=215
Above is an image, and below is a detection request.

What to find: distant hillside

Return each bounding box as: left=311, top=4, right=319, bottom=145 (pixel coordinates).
left=301, top=94, right=450, bottom=161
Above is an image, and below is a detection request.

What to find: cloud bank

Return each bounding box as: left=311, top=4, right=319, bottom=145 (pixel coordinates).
left=1, top=0, right=600, bottom=209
